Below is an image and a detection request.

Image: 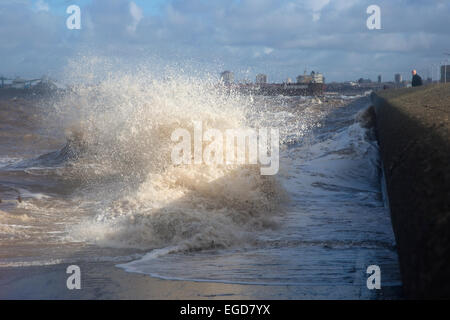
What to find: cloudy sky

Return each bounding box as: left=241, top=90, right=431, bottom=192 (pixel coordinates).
left=1, top=0, right=449, bottom=82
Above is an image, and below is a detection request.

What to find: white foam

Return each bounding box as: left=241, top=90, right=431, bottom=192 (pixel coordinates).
left=0, top=157, right=22, bottom=168
left=51, top=59, right=295, bottom=251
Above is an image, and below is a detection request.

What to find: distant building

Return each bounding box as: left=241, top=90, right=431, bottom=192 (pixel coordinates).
left=311, top=71, right=324, bottom=83
left=0, top=76, right=10, bottom=88
left=11, top=77, right=27, bottom=89
left=378, top=75, right=382, bottom=83
left=395, top=73, right=402, bottom=83
left=440, top=65, right=450, bottom=83
left=255, top=74, right=267, bottom=84
left=33, top=78, right=58, bottom=91
left=220, top=71, right=234, bottom=85
left=285, top=77, right=293, bottom=84
left=358, top=78, right=372, bottom=84
left=297, top=71, right=324, bottom=84
left=297, top=74, right=311, bottom=84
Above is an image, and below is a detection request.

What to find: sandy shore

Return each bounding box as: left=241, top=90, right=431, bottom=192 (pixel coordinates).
left=0, top=260, right=402, bottom=299
left=1, top=262, right=268, bottom=300
left=0, top=262, right=314, bottom=300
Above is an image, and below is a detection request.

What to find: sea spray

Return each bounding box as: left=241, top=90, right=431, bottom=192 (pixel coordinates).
left=44, top=58, right=289, bottom=251
left=1, top=56, right=326, bottom=270
left=0, top=61, right=401, bottom=296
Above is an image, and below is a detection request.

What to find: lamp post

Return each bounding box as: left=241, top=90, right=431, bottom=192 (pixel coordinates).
left=431, top=64, right=436, bottom=82
left=444, top=53, right=450, bottom=83
left=431, top=63, right=441, bottom=83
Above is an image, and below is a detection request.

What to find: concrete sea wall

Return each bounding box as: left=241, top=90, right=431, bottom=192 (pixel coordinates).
left=371, top=84, right=450, bottom=299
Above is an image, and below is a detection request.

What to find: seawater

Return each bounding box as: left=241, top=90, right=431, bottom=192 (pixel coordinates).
left=0, top=60, right=401, bottom=299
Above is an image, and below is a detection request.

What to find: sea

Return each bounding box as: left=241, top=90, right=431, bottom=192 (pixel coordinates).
left=0, top=68, right=401, bottom=299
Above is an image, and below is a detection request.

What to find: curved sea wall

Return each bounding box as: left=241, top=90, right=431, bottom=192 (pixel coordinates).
left=371, top=84, right=450, bottom=299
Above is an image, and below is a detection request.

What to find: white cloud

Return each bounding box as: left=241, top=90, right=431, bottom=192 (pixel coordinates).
left=253, top=46, right=274, bottom=58
left=305, top=0, right=330, bottom=21
left=35, top=0, right=49, bottom=12
left=307, top=0, right=330, bottom=12
left=312, top=12, right=321, bottom=22
left=263, top=47, right=274, bottom=55
left=127, top=1, right=143, bottom=34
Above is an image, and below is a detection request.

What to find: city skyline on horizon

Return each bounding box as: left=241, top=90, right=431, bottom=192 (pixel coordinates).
left=1, top=65, right=447, bottom=86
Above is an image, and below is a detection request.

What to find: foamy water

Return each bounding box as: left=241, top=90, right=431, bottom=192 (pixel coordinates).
left=0, top=62, right=401, bottom=298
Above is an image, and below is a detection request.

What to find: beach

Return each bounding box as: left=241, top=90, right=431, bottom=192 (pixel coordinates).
left=1, top=261, right=403, bottom=300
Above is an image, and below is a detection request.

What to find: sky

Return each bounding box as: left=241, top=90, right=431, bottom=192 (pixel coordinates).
left=1, top=0, right=450, bottom=83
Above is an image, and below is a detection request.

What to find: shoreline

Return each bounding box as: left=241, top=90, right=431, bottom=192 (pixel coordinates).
left=0, top=261, right=401, bottom=300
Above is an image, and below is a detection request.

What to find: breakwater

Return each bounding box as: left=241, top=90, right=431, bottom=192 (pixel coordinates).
left=371, top=84, right=450, bottom=299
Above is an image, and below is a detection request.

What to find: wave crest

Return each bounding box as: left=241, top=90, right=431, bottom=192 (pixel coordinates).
left=48, top=63, right=287, bottom=250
